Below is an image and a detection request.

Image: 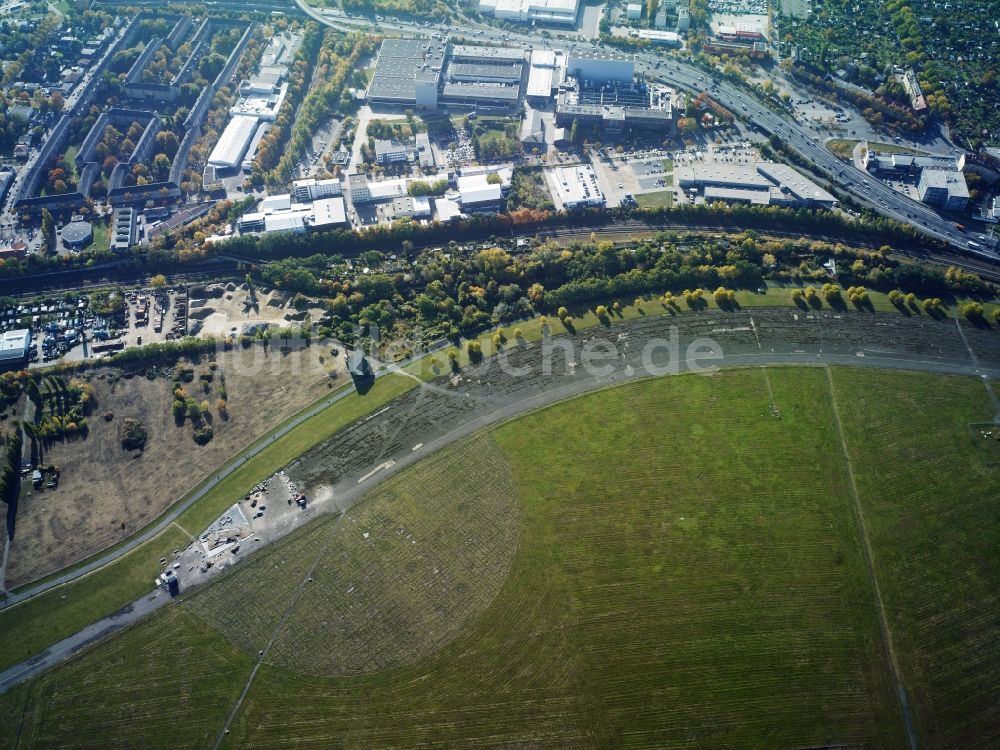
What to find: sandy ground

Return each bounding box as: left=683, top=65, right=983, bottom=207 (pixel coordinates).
left=5, top=343, right=345, bottom=587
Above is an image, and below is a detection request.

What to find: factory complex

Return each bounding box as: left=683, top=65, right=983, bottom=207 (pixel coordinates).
left=863, top=149, right=970, bottom=212
left=478, top=0, right=580, bottom=25
left=366, top=39, right=676, bottom=137
left=675, top=162, right=838, bottom=209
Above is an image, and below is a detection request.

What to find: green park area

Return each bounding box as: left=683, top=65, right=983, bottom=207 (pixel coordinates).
left=2, top=367, right=997, bottom=748
left=635, top=189, right=674, bottom=209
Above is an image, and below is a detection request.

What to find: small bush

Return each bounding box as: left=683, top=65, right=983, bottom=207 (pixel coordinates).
left=467, top=340, right=483, bottom=363
left=193, top=425, right=214, bottom=445
left=119, top=418, right=147, bottom=451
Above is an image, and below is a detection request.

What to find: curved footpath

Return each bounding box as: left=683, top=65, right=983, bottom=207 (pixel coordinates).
left=1, top=306, right=999, bottom=692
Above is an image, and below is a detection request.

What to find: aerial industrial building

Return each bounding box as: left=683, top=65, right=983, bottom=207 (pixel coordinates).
left=676, top=162, right=837, bottom=209
left=456, top=173, right=506, bottom=211
left=863, top=149, right=969, bottom=211
left=238, top=194, right=348, bottom=235
left=366, top=40, right=526, bottom=112
left=566, top=51, right=636, bottom=84
left=292, top=177, right=343, bottom=202
left=478, top=0, right=580, bottom=25
left=208, top=115, right=260, bottom=170
left=917, top=169, right=969, bottom=211
left=864, top=150, right=965, bottom=176
left=0, top=329, right=31, bottom=368
left=555, top=53, right=676, bottom=135
left=366, top=38, right=447, bottom=109
left=374, top=139, right=410, bottom=165
left=552, top=165, right=605, bottom=209
left=526, top=49, right=564, bottom=104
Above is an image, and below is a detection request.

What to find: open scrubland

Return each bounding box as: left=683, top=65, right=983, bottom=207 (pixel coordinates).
left=0, top=372, right=416, bottom=674
left=6, top=344, right=341, bottom=587
left=2, top=366, right=997, bottom=748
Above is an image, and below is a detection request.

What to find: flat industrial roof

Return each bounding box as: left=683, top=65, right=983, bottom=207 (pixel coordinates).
left=208, top=115, right=259, bottom=168
left=677, top=162, right=837, bottom=205
left=450, top=45, right=525, bottom=62
left=448, top=62, right=523, bottom=81
left=457, top=174, right=503, bottom=205
left=0, top=328, right=29, bottom=360
left=442, top=82, right=521, bottom=101
left=552, top=165, right=604, bottom=205
left=527, top=63, right=555, bottom=98
left=368, top=38, right=446, bottom=102
left=310, top=197, right=348, bottom=227
left=704, top=185, right=770, bottom=204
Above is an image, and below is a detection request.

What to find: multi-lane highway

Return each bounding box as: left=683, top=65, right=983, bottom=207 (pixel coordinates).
left=296, top=0, right=996, bottom=262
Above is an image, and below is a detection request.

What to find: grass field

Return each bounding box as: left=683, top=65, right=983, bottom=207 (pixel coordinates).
left=0, top=524, right=190, bottom=673
left=832, top=369, right=1000, bottom=749
left=88, top=218, right=110, bottom=252
left=636, top=189, right=674, bottom=209
left=2, top=367, right=998, bottom=747
left=190, top=434, right=520, bottom=676
left=0, top=607, right=254, bottom=750
left=211, top=367, right=909, bottom=747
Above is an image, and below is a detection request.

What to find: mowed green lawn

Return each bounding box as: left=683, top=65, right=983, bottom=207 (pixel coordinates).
left=0, top=607, right=254, bottom=750
left=2, top=367, right=998, bottom=749
left=831, top=369, right=1000, bottom=749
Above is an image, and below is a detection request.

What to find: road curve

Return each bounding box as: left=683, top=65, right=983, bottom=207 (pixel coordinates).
left=1, top=305, right=998, bottom=693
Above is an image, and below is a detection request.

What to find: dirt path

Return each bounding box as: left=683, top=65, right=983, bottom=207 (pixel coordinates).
left=825, top=366, right=919, bottom=750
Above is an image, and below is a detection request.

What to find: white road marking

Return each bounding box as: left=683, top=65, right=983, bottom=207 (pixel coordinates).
left=364, top=406, right=391, bottom=422
left=357, top=460, right=396, bottom=484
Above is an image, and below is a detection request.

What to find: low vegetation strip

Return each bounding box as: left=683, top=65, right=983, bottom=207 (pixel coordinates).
left=189, top=434, right=520, bottom=676
left=0, top=373, right=417, bottom=674
left=0, top=525, right=189, bottom=674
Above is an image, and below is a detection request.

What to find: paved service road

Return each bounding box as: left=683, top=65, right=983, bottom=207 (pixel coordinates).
left=1, top=307, right=998, bottom=693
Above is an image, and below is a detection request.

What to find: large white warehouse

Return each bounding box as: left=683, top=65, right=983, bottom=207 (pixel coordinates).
left=208, top=115, right=260, bottom=170
left=479, top=0, right=579, bottom=25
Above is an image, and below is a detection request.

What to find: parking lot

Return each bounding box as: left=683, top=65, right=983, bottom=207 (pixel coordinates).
left=9, top=287, right=189, bottom=367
